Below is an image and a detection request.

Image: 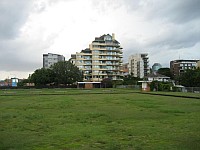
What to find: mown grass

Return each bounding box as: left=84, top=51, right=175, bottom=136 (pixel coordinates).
left=0, top=89, right=200, bottom=150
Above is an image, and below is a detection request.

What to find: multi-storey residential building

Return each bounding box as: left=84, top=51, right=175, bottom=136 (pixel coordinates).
left=128, top=53, right=149, bottom=78
left=120, top=63, right=129, bottom=76
left=71, top=33, right=123, bottom=81
left=43, top=53, right=65, bottom=68
left=170, top=59, right=199, bottom=77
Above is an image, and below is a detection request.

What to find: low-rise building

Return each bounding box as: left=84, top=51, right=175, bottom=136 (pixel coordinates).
left=146, top=73, right=170, bottom=82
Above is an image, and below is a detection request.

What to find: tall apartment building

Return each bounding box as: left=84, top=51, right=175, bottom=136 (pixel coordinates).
left=71, top=33, right=123, bottom=81
left=43, top=53, right=65, bottom=68
left=128, top=53, right=149, bottom=78
left=170, top=59, right=199, bottom=77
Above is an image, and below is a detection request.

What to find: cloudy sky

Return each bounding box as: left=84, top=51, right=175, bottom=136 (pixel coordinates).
left=0, top=0, right=200, bottom=79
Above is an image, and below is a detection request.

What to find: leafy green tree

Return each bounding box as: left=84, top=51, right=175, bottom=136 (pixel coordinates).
left=31, top=68, right=55, bottom=86
left=123, top=74, right=140, bottom=85
left=17, top=79, right=29, bottom=87
left=51, top=61, right=83, bottom=85
left=157, top=68, right=173, bottom=78
left=179, top=68, right=200, bottom=87
left=150, top=81, right=172, bottom=91
left=101, top=78, right=113, bottom=88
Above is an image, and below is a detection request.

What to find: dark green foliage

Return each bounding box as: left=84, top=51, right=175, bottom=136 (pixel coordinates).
left=179, top=68, right=200, bottom=87
left=51, top=61, right=83, bottom=85
left=101, top=78, right=113, bottom=88
left=31, top=68, right=55, bottom=86
left=29, top=61, right=83, bottom=86
left=150, top=81, right=172, bottom=91
left=17, top=79, right=30, bottom=87
left=123, top=74, right=141, bottom=85
left=157, top=68, right=173, bottom=78
left=112, top=80, right=123, bottom=88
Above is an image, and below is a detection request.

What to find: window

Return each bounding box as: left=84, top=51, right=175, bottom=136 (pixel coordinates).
left=93, top=50, right=99, bottom=53
left=93, top=60, right=99, bottom=63
left=105, top=47, right=113, bottom=50
left=104, top=35, right=112, bottom=41
left=94, top=65, right=99, bottom=68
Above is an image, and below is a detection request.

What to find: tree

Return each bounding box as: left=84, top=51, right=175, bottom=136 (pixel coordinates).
left=31, top=68, right=55, bottom=86
left=101, top=78, right=113, bottom=88
left=51, top=61, right=83, bottom=85
left=150, top=81, right=172, bottom=91
left=179, top=68, right=200, bottom=87
left=123, top=74, right=140, bottom=85
left=17, top=79, right=29, bottom=87
left=157, top=68, right=173, bottom=78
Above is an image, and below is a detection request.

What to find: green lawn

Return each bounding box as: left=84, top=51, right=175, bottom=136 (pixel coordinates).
left=1, top=89, right=200, bottom=150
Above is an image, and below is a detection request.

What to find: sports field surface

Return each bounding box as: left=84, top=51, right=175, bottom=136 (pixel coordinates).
left=1, top=89, right=200, bottom=150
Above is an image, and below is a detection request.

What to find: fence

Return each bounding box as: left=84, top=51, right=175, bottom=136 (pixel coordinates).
left=116, top=85, right=141, bottom=90
left=184, top=87, right=200, bottom=93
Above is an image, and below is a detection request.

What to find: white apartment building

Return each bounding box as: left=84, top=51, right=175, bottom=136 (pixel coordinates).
left=71, top=33, right=123, bottom=81
left=43, top=53, right=65, bottom=68
left=128, top=53, right=149, bottom=78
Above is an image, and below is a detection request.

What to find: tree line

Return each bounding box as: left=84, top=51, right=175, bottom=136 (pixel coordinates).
left=18, top=61, right=200, bottom=88
left=18, top=61, right=83, bottom=87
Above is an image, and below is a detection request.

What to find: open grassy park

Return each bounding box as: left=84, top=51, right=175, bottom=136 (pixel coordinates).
left=1, top=89, right=200, bottom=150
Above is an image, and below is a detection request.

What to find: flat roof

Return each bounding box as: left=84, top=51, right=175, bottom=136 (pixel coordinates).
left=77, top=82, right=101, bottom=84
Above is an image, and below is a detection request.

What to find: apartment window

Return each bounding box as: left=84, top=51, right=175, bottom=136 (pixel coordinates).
left=94, top=65, right=99, bottom=68
left=77, top=66, right=83, bottom=69
left=93, top=50, right=99, bottom=53
left=104, top=36, right=112, bottom=41
left=93, top=71, right=99, bottom=74
left=93, top=45, right=100, bottom=48
left=105, top=46, right=113, bottom=50
left=192, top=63, right=196, bottom=66
left=107, top=56, right=112, bottom=60
left=84, top=66, right=91, bottom=69
left=84, top=61, right=91, bottom=64
left=84, top=56, right=91, bottom=60
left=93, top=55, right=99, bottom=58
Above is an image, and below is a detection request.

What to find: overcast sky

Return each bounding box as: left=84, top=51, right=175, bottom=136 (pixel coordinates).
left=0, top=0, right=200, bottom=79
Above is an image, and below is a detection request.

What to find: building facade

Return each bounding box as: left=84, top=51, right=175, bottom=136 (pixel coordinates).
left=197, top=60, right=200, bottom=69
left=170, top=59, right=199, bottom=77
left=43, top=53, right=65, bottom=68
left=120, top=63, right=129, bottom=76
left=71, top=33, right=123, bottom=82
left=128, top=53, right=149, bottom=78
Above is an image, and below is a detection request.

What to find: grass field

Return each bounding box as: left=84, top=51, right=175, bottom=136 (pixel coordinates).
left=1, top=89, right=200, bottom=150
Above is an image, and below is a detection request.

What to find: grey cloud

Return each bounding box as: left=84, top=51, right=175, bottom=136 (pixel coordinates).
left=124, top=0, right=200, bottom=24
left=0, top=32, right=57, bottom=72
left=146, top=23, right=200, bottom=50
left=0, top=40, right=41, bottom=72
left=161, top=0, right=200, bottom=23
left=0, top=0, right=33, bottom=39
